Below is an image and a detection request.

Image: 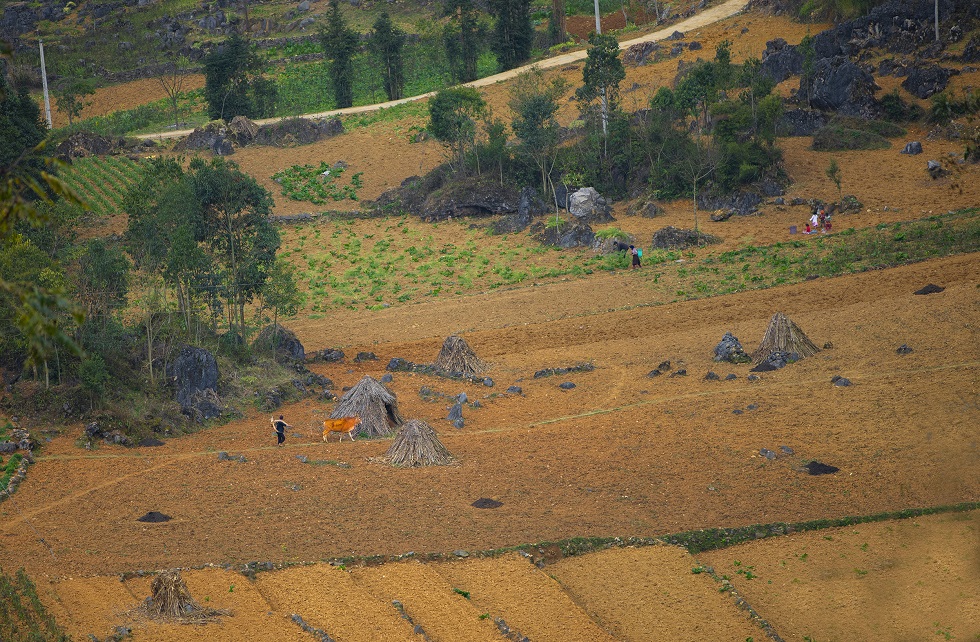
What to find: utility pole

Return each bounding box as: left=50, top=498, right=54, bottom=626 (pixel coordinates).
left=38, top=35, right=52, bottom=128
left=593, top=0, right=608, bottom=140
left=934, top=0, right=939, bottom=42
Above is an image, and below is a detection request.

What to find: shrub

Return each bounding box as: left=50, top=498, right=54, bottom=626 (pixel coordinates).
left=811, top=125, right=889, bottom=151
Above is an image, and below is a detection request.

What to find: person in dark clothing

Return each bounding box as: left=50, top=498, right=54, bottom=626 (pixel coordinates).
left=272, top=415, right=291, bottom=447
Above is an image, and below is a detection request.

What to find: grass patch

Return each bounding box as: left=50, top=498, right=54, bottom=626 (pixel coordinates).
left=0, top=567, right=71, bottom=642
left=0, top=454, right=24, bottom=492
left=811, top=125, right=890, bottom=151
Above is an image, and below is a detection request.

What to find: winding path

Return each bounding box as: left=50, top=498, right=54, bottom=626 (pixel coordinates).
left=139, top=0, right=749, bottom=141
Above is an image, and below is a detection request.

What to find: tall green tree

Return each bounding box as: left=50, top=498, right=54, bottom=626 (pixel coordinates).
left=260, top=257, right=302, bottom=361
left=428, top=87, right=486, bottom=170
left=576, top=32, right=625, bottom=111
left=490, top=0, right=534, bottom=71
left=509, top=69, right=568, bottom=197
left=320, top=0, right=360, bottom=109
left=202, top=33, right=277, bottom=120
left=370, top=12, right=406, bottom=101
left=444, top=0, right=484, bottom=83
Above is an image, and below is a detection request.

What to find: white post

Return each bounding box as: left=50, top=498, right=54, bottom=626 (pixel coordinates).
left=38, top=37, right=52, bottom=129
left=593, top=0, right=608, bottom=140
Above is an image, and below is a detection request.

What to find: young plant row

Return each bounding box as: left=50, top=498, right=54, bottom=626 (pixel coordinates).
left=59, top=156, right=145, bottom=218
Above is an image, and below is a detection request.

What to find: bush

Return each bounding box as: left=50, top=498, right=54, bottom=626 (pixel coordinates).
left=811, top=125, right=890, bottom=151
left=880, top=90, right=923, bottom=122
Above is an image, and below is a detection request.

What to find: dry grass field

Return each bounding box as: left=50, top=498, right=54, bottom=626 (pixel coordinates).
left=3, top=5, right=979, bottom=641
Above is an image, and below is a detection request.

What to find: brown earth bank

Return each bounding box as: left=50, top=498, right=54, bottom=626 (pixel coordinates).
left=34, top=510, right=980, bottom=641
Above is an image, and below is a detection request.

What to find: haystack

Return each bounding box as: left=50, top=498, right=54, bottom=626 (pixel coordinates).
left=386, top=419, right=455, bottom=467
left=141, top=569, right=228, bottom=623
left=331, top=375, right=403, bottom=437
left=433, top=335, right=486, bottom=376
left=752, top=312, right=820, bottom=362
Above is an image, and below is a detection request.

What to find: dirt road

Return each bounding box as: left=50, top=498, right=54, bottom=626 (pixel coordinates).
left=138, top=0, right=748, bottom=141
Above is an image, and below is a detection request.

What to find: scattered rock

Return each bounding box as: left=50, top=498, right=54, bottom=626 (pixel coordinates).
left=760, top=448, right=777, bottom=460
left=558, top=381, right=576, bottom=390
left=623, top=41, right=661, bottom=66
left=704, top=371, right=720, bottom=381
left=750, top=351, right=796, bottom=372
left=532, top=218, right=596, bottom=248
left=780, top=445, right=794, bottom=455
left=896, top=344, right=913, bottom=355
left=713, top=332, right=751, bottom=363
left=900, top=141, right=922, bottom=155
left=669, top=369, right=687, bottom=377
left=448, top=403, right=463, bottom=422
left=453, top=419, right=465, bottom=429
left=732, top=409, right=744, bottom=415
left=805, top=56, right=880, bottom=117
left=507, top=385, right=523, bottom=395
left=747, top=374, right=760, bottom=381
left=778, top=109, right=829, bottom=137
left=927, top=159, right=947, bottom=179
left=667, top=30, right=684, bottom=40
left=380, top=373, right=393, bottom=383
left=354, top=351, right=378, bottom=362
left=626, top=197, right=664, bottom=218
left=761, top=37, right=803, bottom=83
left=831, top=375, right=852, bottom=387
left=471, top=498, right=503, bottom=509
left=747, top=404, right=758, bottom=411
left=914, top=283, right=944, bottom=295
left=453, top=550, right=470, bottom=557
left=137, top=437, right=165, bottom=447
left=725, top=374, right=737, bottom=380
left=483, top=377, right=494, bottom=387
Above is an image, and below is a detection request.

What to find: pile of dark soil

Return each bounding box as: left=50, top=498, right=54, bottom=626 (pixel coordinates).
left=136, top=511, right=172, bottom=523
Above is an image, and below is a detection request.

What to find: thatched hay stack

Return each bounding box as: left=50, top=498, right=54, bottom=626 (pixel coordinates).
left=386, top=419, right=455, bottom=467
left=142, top=569, right=228, bottom=622
left=752, top=312, right=820, bottom=362
left=434, top=335, right=487, bottom=376
left=331, top=376, right=403, bottom=437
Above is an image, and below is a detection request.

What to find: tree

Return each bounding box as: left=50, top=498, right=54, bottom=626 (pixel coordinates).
left=320, top=0, right=360, bottom=109
left=52, top=73, right=95, bottom=126
left=370, top=12, right=406, bottom=101
left=444, top=0, right=484, bottom=84
left=203, top=33, right=277, bottom=120
left=826, top=158, right=842, bottom=206
left=575, top=32, right=625, bottom=150
left=260, top=258, right=302, bottom=361
left=157, top=54, right=192, bottom=129
left=509, top=68, right=568, bottom=198
left=187, top=157, right=280, bottom=341
left=549, top=0, right=566, bottom=45
left=428, top=87, right=486, bottom=170
left=490, top=0, right=534, bottom=71
left=77, top=238, right=130, bottom=322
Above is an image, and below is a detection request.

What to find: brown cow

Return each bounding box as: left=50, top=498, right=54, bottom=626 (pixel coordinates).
left=322, top=417, right=361, bottom=442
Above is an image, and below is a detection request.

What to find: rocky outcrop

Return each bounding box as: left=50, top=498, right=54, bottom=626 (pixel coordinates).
left=167, top=346, right=220, bottom=417
left=492, top=187, right=546, bottom=234
left=568, top=187, right=614, bottom=224
left=255, top=117, right=344, bottom=147
left=532, top=219, right=596, bottom=248
left=420, top=177, right=520, bottom=221
left=650, top=226, right=720, bottom=249
left=252, top=324, right=305, bottom=362
left=804, top=56, right=880, bottom=117
left=761, top=37, right=803, bottom=83
left=901, top=64, right=952, bottom=98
